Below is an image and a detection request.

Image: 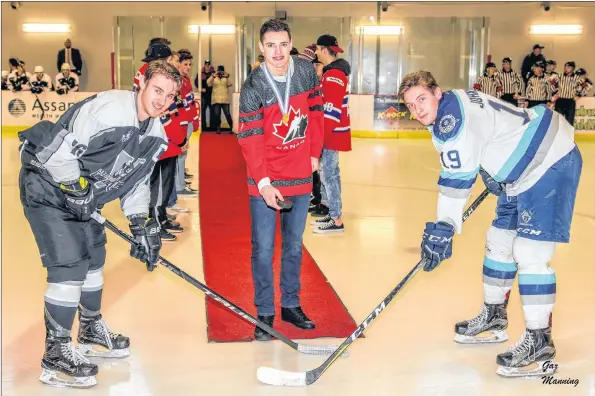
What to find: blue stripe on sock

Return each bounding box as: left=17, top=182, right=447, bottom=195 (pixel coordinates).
left=518, top=273, right=556, bottom=285
left=483, top=258, right=517, bottom=280
left=519, top=283, right=556, bottom=295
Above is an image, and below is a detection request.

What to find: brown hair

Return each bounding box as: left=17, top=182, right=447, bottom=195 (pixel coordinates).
left=142, top=59, right=182, bottom=90
left=398, top=70, right=439, bottom=100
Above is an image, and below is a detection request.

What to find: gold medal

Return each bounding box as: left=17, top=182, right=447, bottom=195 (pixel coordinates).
left=282, top=113, right=289, bottom=125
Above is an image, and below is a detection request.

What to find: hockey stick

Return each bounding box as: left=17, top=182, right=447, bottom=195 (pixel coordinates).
left=257, top=188, right=491, bottom=386
left=90, top=212, right=346, bottom=357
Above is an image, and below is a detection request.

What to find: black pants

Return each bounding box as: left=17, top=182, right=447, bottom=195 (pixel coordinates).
left=149, top=156, right=177, bottom=224
left=311, top=171, right=322, bottom=205
left=201, top=94, right=211, bottom=130
left=212, top=103, right=233, bottom=130
left=555, top=98, right=576, bottom=126
left=500, top=94, right=518, bottom=107
left=527, top=100, right=548, bottom=108
left=19, top=165, right=107, bottom=281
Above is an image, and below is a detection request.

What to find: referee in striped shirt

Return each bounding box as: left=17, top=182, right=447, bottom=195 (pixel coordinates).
left=525, top=61, right=551, bottom=108
left=496, top=57, right=524, bottom=106
left=554, top=61, right=582, bottom=125
left=473, top=62, right=501, bottom=97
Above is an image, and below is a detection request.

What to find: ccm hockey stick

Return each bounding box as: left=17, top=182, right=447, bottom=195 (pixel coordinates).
left=257, top=188, right=491, bottom=386
left=91, top=212, right=346, bottom=357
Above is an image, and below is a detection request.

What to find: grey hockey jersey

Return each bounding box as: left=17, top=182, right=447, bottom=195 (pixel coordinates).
left=19, top=90, right=168, bottom=217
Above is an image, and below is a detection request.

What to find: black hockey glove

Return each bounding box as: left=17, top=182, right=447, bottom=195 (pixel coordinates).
left=129, top=217, right=161, bottom=271
left=59, top=177, right=98, bottom=221
left=479, top=168, right=504, bottom=196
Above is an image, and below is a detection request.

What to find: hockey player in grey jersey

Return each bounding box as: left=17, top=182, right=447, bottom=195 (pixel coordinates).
left=18, top=59, right=182, bottom=388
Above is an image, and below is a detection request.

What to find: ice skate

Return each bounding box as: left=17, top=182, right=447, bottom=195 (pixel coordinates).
left=77, top=313, right=131, bottom=358
left=496, top=327, right=557, bottom=378
left=39, top=333, right=98, bottom=388
left=454, top=302, right=509, bottom=344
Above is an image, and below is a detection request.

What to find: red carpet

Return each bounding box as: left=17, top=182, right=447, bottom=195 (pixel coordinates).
left=199, top=133, right=357, bottom=342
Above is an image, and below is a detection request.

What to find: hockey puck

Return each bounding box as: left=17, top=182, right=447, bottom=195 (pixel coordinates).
left=277, top=199, right=293, bottom=210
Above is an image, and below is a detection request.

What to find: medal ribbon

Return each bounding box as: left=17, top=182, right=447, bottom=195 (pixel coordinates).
left=261, top=58, right=292, bottom=124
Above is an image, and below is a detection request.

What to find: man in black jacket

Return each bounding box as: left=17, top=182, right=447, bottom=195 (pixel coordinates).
left=521, top=44, right=546, bottom=85
left=57, top=38, right=83, bottom=76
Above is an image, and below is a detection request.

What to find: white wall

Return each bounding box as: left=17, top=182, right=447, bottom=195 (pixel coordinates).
left=2, top=2, right=594, bottom=92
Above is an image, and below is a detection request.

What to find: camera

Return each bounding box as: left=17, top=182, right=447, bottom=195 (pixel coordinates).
left=201, top=2, right=208, bottom=11
left=10, top=2, right=21, bottom=9
left=381, top=1, right=389, bottom=12
left=541, top=2, right=550, bottom=11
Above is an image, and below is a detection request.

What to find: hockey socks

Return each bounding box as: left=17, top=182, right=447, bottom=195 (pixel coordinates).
left=79, top=267, right=104, bottom=317
left=44, top=282, right=82, bottom=337
left=483, top=227, right=517, bottom=304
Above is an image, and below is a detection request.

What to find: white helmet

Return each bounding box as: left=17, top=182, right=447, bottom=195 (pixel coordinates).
left=34, top=66, right=44, bottom=73
left=61, top=63, right=71, bottom=71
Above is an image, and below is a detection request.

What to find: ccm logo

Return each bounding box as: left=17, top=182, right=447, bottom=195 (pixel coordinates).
left=426, top=235, right=452, bottom=243
left=517, top=227, right=542, bottom=236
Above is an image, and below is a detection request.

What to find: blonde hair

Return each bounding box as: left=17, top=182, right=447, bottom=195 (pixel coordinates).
left=143, top=59, right=182, bottom=90
left=398, top=70, right=439, bottom=100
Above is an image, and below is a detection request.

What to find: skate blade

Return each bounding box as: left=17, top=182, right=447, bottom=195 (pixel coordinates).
left=39, top=368, right=97, bottom=389
left=497, top=360, right=558, bottom=378
left=77, top=343, right=131, bottom=359
left=454, top=330, right=508, bottom=344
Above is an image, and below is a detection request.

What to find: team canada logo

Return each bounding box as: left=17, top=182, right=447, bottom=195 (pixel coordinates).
left=273, top=106, right=308, bottom=145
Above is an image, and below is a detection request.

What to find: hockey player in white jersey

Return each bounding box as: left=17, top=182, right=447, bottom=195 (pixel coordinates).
left=30, top=66, right=53, bottom=94
left=55, top=63, right=79, bottom=95
left=398, top=70, right=582, bottom=377
left=18, top=60, right=181, bottom=388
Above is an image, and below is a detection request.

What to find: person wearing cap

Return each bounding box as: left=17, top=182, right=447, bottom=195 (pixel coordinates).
left=496, top=57, right=525, bottom=107
left=521, top=44, right=547, bottom=84
left=524, top=61, right=551, bottom=108
left=544, top=60, right=560, bottom=108
left=299, top=43, right=328, bottom=217
left=7, top=60, right=32, bottom=92
left=30, top=66, right=53, bottom=94
left=55, top=63, right=79, bottom=95
left=553, top=61, right=583, bottom=124
left=1, top=70, right=9, bottom=90
left=312, top=34, right=352, bottom=234
left=133, top=40, right=175, bottom=91
left=57, top=38, right=83, bottom=76
left=473, top=62, right=502, bottom=98
left=197, top=59, right=215, bottom=131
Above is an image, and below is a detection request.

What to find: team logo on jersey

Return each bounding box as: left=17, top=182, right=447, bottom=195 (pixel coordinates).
left=8, top=98, right=26, bottom=117
left=520, top=209, right=532, bottom=226
left=438, top=114, right=458, bottom=134
left=273, top=106, right=308, bottom=145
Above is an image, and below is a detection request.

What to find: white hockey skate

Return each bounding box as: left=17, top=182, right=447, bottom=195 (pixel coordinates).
left=77, top=314, right=131, bottom=358
left=454, top=303, right=509, bottom=344
left=39, top=335, right=98, bottom=389
left=496, top=327, right=557, bottom=378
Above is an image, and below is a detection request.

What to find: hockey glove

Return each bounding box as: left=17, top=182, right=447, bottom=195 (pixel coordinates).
left=479, top=168, right=504, bottom=196
left=421, top=222, right=454, bottom=272
left=60, top=177, right=98, bottom=222
left=129, top=217, right=161, bottom=271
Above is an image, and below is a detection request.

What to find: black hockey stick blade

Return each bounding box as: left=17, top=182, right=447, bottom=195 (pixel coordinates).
left=257, top=188, right=491, bottom=386
left=90, top=212, right=347, bottom=358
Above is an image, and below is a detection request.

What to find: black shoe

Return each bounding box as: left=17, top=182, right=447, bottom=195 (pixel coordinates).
left=162, top=220, right=184, bottom=233
left=167, top=213, right=177, bottom=221
left=254, top=315, right=275, bottom=341
left=160, top=228, right=177, bottom=242
left=184, top=172, right=193, bottom=179
left=311, top=204, right=329, bottom=218
left=281, top=306, right=315, bottom=330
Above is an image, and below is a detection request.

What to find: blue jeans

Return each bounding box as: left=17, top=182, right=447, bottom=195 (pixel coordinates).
left=320, top=149, right=342, bottom=219
left=249, top=193, right=310, bottom=316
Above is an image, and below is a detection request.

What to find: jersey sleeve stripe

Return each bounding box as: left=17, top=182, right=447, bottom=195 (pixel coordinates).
left=239, top=119, right=263, bottom=132
left=309, top=104, right=324, bottom=112
left=324, top=113, right=341, bottom=123
left=438, top=176, right=476, bottom=190
left=438, top=185, right=472, bottom=199
left=236, top=128, right=264, bottom=140
left=439, top=167, right=479, bottom=181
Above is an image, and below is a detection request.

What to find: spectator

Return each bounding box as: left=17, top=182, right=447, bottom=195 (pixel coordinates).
left=251, top=54, right=265, bottom=72
left=207, top=65, right=233, bottom=133
left=7, top=61, right=31, bottom=92
left=55, top=63, right=79, bottom=95
left=30, top=66, right=53, bottom=94
left=196, top=60, right=215, bottom=131
left=521, top=44, right=546, bottom=84
left=2, top=70, right=9, bottom=90
left=57, top=38, right=83, bottom=76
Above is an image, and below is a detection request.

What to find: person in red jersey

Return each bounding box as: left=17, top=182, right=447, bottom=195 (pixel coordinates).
left=312, top=34, right=352, bottom=234
left=237, top=19, right=323, bottom=341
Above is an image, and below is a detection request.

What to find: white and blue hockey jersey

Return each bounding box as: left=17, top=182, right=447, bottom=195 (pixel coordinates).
left=429, top=89, right=576, bottom=233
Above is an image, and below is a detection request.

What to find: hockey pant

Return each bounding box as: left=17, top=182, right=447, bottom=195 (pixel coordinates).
left=19, top=166, right=107, bottom=338
left=481, top=146, right=582, bottom=330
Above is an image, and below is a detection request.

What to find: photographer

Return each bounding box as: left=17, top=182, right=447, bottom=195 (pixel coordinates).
left=207, top=65, right=233, bottom=133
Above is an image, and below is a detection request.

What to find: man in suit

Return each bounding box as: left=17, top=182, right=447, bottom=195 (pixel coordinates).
left=57, top=38, right=83, bottom=76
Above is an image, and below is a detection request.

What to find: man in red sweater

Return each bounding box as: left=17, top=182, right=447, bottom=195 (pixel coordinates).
left=312, top=35, right=352, bottom=234
left=237, top=19, right=324, bottom=340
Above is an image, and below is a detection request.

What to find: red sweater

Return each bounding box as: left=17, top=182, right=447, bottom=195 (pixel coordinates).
left=237, top=57, right=324, bottom=197
left=179, top=75, right=200, bottom=132
left=321, top=59, right=352, bottom=152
